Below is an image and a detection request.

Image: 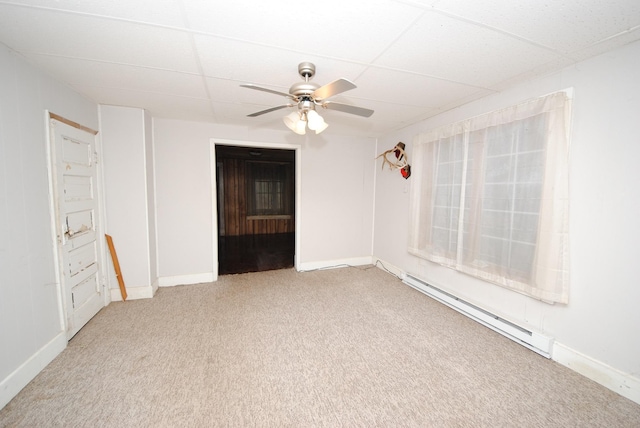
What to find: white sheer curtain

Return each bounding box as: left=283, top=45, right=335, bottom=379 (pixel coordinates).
left=408, top=91, right=571, bottom=303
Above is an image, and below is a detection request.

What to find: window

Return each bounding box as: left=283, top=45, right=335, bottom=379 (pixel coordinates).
left=408, top=91, right=571, bottom=303
left=247, top=161, right=293, bottom=218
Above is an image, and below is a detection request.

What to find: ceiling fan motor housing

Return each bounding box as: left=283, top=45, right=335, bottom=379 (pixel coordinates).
left=298, top=62, right=316, bottom=79
left=290, top=62, right=319, bottom=98
left=290, top=81, right=319, bottom=98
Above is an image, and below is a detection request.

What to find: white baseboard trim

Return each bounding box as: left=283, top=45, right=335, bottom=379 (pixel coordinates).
left=553, top=342, right=640, bottom=405
left=109, top=284, right=155, bottom=301
left=110, top=274, right=215, bottom=300
left=297, top=256, right=373, bottom=272
left=158, top=272, right=216, bottom=287
left=0, top=332, right=67, bottom=409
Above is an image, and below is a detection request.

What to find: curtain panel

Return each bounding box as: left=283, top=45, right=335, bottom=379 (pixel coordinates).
left=408, top=91, right=571, bottom=303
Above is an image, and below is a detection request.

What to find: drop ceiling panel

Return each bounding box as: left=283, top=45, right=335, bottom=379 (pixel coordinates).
left=356, top=67, right=492, bottom=108
left=373, top=11, right=563, bottom=88
left=205, top=77, right=290, bottom=112
left=78, top=86, right=214, bottom=121
left=568, top=26, right=640, bottom=63
left=3, top=0, right=187, bottom=27
left=431, top=0, right=640, bottom=53
left=183, top=0, right=422, bottom=62
left=195, top=37, right=310, bottom=85
left=195, top=36, right=369, bottom=86
left=361, top=101, right=441, bottom=131
left=0, top=6, right=199, bottom=72
left=24, top=55, right=207, bottom=99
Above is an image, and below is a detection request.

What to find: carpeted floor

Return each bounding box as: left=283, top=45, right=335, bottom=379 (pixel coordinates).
left=1, top=266, right=639, bottom=427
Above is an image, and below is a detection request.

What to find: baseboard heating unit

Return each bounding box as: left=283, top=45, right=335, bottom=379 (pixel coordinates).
left=402, top=274, right=554, bottom=358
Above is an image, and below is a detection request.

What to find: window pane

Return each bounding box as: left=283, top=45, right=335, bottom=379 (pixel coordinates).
left=247, top=161, right=292, bottom=216
left=430, top=135, right=465, bottom=258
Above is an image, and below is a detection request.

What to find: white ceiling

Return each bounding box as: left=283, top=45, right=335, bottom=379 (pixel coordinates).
left=1, top=0, right=639, bottom=138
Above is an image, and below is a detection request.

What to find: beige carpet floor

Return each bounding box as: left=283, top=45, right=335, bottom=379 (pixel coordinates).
left=1, top=266, right=639, bottom=427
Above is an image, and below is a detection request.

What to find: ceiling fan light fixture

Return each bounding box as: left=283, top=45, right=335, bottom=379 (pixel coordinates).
left=307, top=110, right=328, bottom=134
left=283, top=111, right=301, bottom=132
left=294, top=119, right=307, bottom=135
left=313, top=120, right=329, bottom=134
left=283, top=110, right=310, bottom=135
left=306, top=110, right=322, bottom=130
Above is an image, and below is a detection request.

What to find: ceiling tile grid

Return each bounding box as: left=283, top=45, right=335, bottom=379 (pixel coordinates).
left=181, top=0, right=424, bottom=63
left=24, top=55, right=207, bottom=99
left=0, top=0, right=188, bottom=27
left=429, top=0, right=640, bottom=53
left=0, top=7, right=199, bottom=72
left=85, top=85, right=215, bottom=122
left=0, top=0, right=639, bottom=138
left=371, top=11, right=565, bottom=88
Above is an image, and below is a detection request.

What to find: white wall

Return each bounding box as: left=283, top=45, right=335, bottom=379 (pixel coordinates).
left=100, top=106, right=155, bottom=299
left=373, top=40, right=640, bottom=403
left=0, top=44, right=99, bottom=408
left=296, top=137, right=376, bottom=267
left=152, top=119, right=377, bottom=282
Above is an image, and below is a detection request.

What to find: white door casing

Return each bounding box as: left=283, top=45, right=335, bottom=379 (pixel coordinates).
left=49, top=116, right=105, bottom=339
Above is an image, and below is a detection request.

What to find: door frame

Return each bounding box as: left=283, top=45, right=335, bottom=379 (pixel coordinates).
left=210, top=138, right=301, bottom=280
left=45, top=111, right=110, bottom=336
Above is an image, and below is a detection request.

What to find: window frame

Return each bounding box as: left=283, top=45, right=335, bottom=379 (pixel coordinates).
left=408, top=91, right=571, bottom=303
left=246, top=160, right=294, bottom=220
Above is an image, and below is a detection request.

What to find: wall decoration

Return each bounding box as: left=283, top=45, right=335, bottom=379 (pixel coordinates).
left=376, top=142, right=411, bottom=179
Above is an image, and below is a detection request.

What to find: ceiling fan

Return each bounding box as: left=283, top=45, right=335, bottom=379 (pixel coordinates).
left=240, top=62, right=374, bottom=134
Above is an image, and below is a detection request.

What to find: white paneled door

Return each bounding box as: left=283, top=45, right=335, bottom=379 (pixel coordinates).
left=49, top=117, right=105, bottom=339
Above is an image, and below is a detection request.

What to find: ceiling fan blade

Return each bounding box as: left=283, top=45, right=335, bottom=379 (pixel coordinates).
left=311, top=78, right=357, bottom=100
left=247, top=105, right=291, bottom=117
left=240, top=84, right=294, bottom=99
left=323, top=101, right=374, bottom=118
